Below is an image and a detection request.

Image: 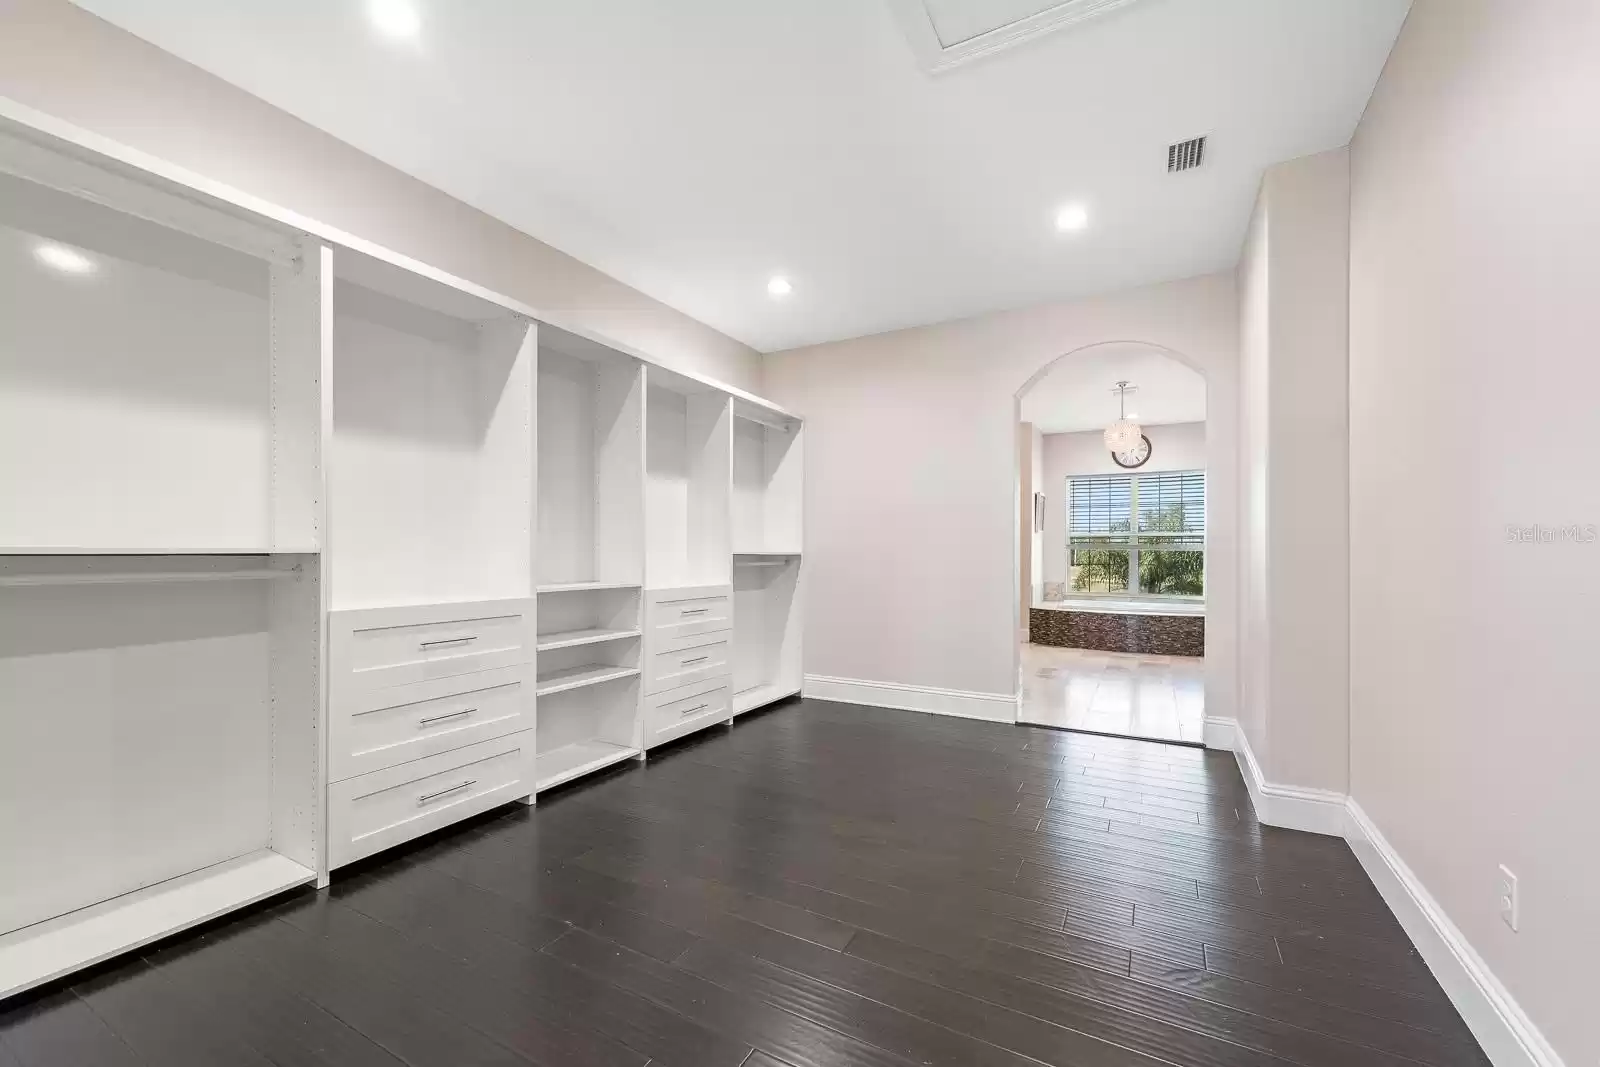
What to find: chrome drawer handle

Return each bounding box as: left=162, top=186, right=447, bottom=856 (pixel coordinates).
left=682, top=655, right=710, bottom=664
left=420, top=635, right=477, bottom=648
left=681, top=608, right=710, bottom=615
left=417, top=780, right=475, bottom=805
left=679, top=703, right=709, bottom=716
left=418, top=707, right=476, bottom=727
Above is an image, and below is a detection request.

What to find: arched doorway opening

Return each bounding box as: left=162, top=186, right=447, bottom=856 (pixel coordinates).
left=1014, top=341, right=1209, bottom=744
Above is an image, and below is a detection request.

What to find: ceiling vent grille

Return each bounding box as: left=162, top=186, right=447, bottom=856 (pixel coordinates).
left=1167, top=136, right=1206, bottom=172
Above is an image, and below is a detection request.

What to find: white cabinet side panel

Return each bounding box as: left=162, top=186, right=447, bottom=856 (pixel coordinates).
left=688, top=394, right=733, bottom=586
left=645, top=384, right=690, bottom=587
left=594, top=364, right=644, bottom=585
left=732, top=416, right=767, bottom=552
left=268, top=243, right=331, bottom=553
left=536, top=348, right=597, bottom=584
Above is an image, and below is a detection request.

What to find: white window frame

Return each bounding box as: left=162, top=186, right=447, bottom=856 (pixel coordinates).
left=1066, top=469, right=1205, bottom=601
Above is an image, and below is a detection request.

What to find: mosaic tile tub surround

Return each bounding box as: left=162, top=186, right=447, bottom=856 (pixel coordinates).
left=1030, top=606, right=1204, bottom=657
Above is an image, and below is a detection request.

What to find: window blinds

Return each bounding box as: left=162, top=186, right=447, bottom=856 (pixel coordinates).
left=1068, top=471, right=1205, bottom=547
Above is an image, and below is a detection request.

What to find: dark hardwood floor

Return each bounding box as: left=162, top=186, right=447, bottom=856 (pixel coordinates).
left=1, top=699, right=1491, bottom=1067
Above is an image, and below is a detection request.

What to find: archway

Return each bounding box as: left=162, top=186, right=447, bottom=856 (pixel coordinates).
left=1013, top=340, right=1211, bottom=744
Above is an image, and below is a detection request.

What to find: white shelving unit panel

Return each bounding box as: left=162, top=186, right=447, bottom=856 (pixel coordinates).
left=535, top=663, right=641, bottom=697
left=536, top=628, right=643, bottom=652
left=0, top=849, right=313, bottom=1000
left=732, top=413, right=804, bottom=555
left=534, top=739, right=639, bottom=792
left=330, top=249, right=535, bottom=611
left=537, top=581, right=641, bottom=594
left=645, top=377, right=732, bottom=589
left=734, top=683, right=801, bottom=716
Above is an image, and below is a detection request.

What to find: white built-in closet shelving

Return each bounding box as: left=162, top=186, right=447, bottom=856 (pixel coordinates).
left=0, top=107, right=804, bottom=1000
left=0, top=118, right=325, bottom=998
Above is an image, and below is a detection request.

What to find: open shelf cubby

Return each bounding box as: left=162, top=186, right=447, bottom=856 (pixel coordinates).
left=0, top=164, right=317, bottom=555
left=534, top=330, right=646, bottom=789
left=330, top=249, right=534, bottom=612
left=0, top=553, right=321, bottom=998
left=732, top=408, right=804, bottom=556
left=645, top=375, right=732, bottom=589
left=732, top=554, right=803, bottom=715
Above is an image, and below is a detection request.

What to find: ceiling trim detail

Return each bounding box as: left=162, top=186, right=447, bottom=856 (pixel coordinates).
left=886, top=0, right=1144, bottom=74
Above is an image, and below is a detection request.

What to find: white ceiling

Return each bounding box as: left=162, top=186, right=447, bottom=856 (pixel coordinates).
left=1019, top=342, right=1205, bottom=434
left=71, top=0, right=1410, bottom=353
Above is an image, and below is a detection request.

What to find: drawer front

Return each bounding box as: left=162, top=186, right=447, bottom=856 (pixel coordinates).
left=329, top=665, right=531, bottom=782
left=328, top=734, right=529, bottom=870
left=646, top=633, right=730, bottom=694
left=646, top=679, right=731, bottom=749
left=330, top=599, right=532, bottom=696
left=646, top=589, right=731, bottom=640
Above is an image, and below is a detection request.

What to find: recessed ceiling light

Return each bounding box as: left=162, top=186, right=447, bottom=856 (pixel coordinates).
left=1055, top=203, right=1090, bottom=233
left=368, top=0, right=421, bottom=39
left=767, top=276, right=793, bottom=297
left=34, top=243, right=96, bottom=275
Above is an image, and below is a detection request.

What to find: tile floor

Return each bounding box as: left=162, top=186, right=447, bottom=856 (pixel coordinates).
left=1019, top=642, right=1204, bottom=743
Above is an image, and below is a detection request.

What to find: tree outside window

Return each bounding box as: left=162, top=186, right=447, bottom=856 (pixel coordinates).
left=1068, top=472, right=1204, bottom=598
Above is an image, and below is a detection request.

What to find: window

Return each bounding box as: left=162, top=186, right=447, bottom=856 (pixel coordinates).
left=1068, top=470, right=1204, bottom=597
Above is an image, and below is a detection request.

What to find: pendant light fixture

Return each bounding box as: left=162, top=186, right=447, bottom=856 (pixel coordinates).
left=1103, top=380, right=1142, bottom=453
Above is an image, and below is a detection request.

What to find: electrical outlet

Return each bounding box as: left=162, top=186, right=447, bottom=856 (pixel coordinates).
left=1497, top=865, right=1519, bottom=931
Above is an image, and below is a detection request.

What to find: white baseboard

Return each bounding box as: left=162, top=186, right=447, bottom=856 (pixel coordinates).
left=1230, top=723, right=1346, bottom=836
left=1202, top=716, right=1236, bottom=750
left=1344, top=801, right=1565, bottom=1067
left=803, top=674, right=1017, bottom=723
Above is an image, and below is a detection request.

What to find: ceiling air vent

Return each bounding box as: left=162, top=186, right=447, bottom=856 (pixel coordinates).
left=1167, top=136, right=1207, bottom=173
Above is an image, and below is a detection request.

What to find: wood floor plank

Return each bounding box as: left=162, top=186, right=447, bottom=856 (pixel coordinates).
left=0, top=989, right=144, bottom=1067
left=542, top=928, right=921, bottom=1067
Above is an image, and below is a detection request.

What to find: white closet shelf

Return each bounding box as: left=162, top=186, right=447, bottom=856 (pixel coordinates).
left=536, top=581, right=643, bottom=594
left=0, top=546, right=318, bottom=555
left=735, top=683, right=802, bottom=715
left=0, top=567, right=299, bottom=587
left=535, top=663, right=641, bottom=697
left=535, top=628, right=642, bottom=652
left=0, top=849, right=314, bottom=1000
left=534, top=739, right=639, bottom=792
left=733, top=550, right=801, bottom=560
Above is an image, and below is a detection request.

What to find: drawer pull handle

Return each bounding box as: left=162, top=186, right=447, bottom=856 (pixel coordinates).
left=679, top=703, right=709, bottom=716
left=418, top=707, right=477, bottom=727
left=420, top=635, right=477, bottom=648
left=682, top=655, right=710, bottom=665
left=681, top=608, right=711, bottom=615
left=417, top=780, right=476, bottom=805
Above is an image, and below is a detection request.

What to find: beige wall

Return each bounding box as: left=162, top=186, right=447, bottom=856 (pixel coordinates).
left=1237, top=193, right=1272, bottom=764
left=1349, top=0, right=1599, bottom=1060
left=1039, top=421, right=1208, bottom=591
left=0, top=0, right=760, bottom=391
left=1235, top=147, right=1351, bottom=795
left=763, top=272, right=1238, bottom=715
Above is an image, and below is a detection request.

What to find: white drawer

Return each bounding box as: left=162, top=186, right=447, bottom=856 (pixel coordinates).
left=646, top=678, right=731, bottom=749
left=328, top=733, right=529, bottom=870
left=646, top=587, right=731, bottom=640
left=329, top=665, right=531, bottom=782
left=646, top=632, right=730, bottom=694
left=330, top=599, right=532, bottom=696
